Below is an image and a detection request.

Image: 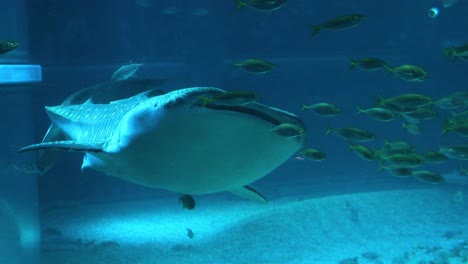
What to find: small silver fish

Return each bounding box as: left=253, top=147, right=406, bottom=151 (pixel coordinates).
left=111, top=63, right=143, bottom=80
left=442, top=0, right=458, bottom=7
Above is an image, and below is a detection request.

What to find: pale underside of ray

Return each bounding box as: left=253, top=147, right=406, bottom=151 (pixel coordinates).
left=20, top=87, right=305, bottom=202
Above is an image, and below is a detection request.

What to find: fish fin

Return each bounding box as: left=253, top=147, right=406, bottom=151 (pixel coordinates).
left=198, top=96, right=214, bottom=107
left=310, top=25, right=321, bottom=37
left=230, top=185, right=268, bottom=203
left=19, top=141, right=105, bottom=153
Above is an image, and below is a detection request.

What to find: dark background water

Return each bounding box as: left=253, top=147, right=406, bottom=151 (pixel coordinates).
left=23, top=0, right=468, bottom=206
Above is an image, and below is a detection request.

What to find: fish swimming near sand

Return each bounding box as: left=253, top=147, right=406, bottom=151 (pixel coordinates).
left=186, top=228, right=194, bottom=239
left=40, top=229, right=94, bottom=252
left=20, top=87, right=305, bottom=202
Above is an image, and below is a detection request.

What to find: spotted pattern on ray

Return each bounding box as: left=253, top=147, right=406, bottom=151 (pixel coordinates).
left=46, top=97, right=145, bottom=143
left=45, top=87, right=225, bottom=144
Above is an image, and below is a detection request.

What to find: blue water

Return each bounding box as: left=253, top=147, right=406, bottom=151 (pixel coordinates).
left=25, top=0, right=467, bottom=203
left=1, top=1, right=468, bottom=263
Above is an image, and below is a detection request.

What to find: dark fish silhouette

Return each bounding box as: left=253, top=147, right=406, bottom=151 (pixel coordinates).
left=186, top=228, right=194, bottom=239
left=179, top=194, right=196, bottom=210
left=310, top=14, right=367, bottom=37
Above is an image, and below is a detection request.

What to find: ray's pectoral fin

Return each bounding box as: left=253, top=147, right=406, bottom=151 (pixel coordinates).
left=230, top=185, right=268, bottom=203
left=18, top=140, right=104, bottom=153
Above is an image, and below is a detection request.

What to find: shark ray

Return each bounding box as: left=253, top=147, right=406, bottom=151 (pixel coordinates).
left=20, top=87, right=305, bottom=202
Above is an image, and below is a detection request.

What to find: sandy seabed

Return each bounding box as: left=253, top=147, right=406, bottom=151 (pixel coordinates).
left=40, top=188, right=468, bottom=264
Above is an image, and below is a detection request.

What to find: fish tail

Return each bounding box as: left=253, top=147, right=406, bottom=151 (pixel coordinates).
left=440, top=128, right=448, bottom=136
left=377, top=162, right=385, bottom=173
left=442, top=47, right=454, bottom=57
left=438, top=145, right=445, bottom=154
left=383, top=65, right=393, bottom=76
left=374, top=149, right=382, bottom=160
left=460, top=163, right=467, bottom=175
left=310, top=25, right=321, bottom=37
left=446, top=118, right=455, bottom=126
left=349, top=58, right=357, bottom=71
left=375, top=96, right=385, bottom=107
left=85, top=240, right=96, bottom=248
left=446, top=118, right=454, bottom=127
left=325, top=122, right=334, bottom=136
left=355, top=106, right=364, bottom=115
left=300, top=104, right=309, bottom=111
left=232, top=62, right=241, bottom=71
left=235, top=0, right=246, bottom=9
left=383, top=139, right=390, bottom=148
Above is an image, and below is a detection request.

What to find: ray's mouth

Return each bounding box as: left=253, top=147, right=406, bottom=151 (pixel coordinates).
left=159, top=87, right=305, bottom=137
